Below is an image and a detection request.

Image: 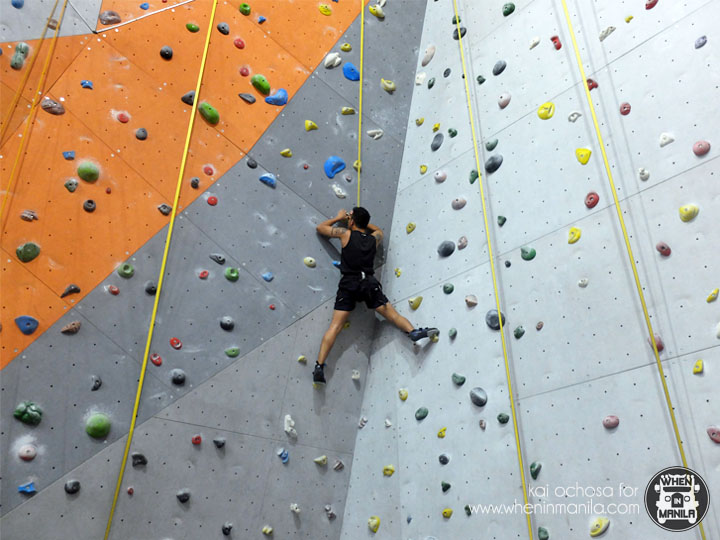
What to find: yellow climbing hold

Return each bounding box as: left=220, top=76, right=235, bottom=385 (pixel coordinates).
left=537, top=102, right=555, bottom=119
left=297, top=355, right=307, bottom=363
left=318, top=3, right=332, bottom=16
left=625, top=15, right=633, bottom=22
left=341, top=106, right=356, bottom=115
left=678, top=204, right=699, bottom=222
left=406, top=222, right=416, bottom=234
left=693, top=359, right=704, bottom=374
left=353, top=160, right=362, bottom=172
left=437, top=427, right=446, bottom=438
left=398, top=388, right=408, bottom=401
left=368, top=4, right=385, bottom=19
left=305, top=120, right=318, bottom=131
left=394, top=268, right=401, bottom=277
left=442, top=508, right=453, bottom=519
left=415, top=117, right=424, bottom=126
left=707, top=288, right=719, bottom=302
left=432, top=122, right=440, bottom=132
left=576, top=148, right=592, bottom=164
left=382, top=464, right=395, bottom=476
left=280, top=148, right=293, bottom=157
left=589, top=517, right=609, bottom=537
left=430, top=333, right=439, bottom=343
left=368, top=515, right=381, bottom=533
left=262, top=525, right=274, bottom=535
left=568, top=227, right=582, bottom=244
left=420, top=165, right=428, bottom=174
left=340, top=42, right=352, bottom=52
left=381, top=78, right=396, bottom=93
left=314, top=455, right=328, bottom=465
left=408, top=296, right=423, bottom=310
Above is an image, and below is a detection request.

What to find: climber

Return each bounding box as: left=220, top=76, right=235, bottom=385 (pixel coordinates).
left=313, top=207, right=438, bottom=384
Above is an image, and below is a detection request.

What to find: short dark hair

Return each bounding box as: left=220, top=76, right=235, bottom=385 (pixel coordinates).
left=351, top=207, right=370, bottom=228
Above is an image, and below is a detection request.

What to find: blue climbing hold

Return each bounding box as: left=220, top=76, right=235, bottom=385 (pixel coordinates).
left=15, top=316, right=39, bottom=335
left=265, top=88, right=288, bottom=106
left=262, top=272, right=274, bottom=282
left=324, top=156, right=346, bottom=179
left=258, top=15, right=266, bottom=23
left=343, top=62, right=360, bottom=81
left=80, top=80, right=93, bottom=89
left=62, top=151, right=75, bottom=160
left=11, top=0, right=24, bottom=8
left=278, top=448, right=289, bottom=463
left=332, top=260, right=341, bottom=268
left=259, top=173, right=277, bottom=188
left=17, top=482, right=35, bottom=494
left=139, top=2, right=149, bottom=9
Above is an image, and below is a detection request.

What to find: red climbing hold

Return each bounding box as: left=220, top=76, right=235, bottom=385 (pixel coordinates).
left=550, top=35, right=562, bottom=50
left=199, top=270, right=209, bottom=279
left=108, top=285, right=120, bottom=295
left=117, top=111, right=130, bottom=123
left=303, top=164, right=309, bottom=170
left=648, top=333, right=664, bottom=352
left=127, top=487, right=134, bottom=495
left=207, top=195, right=218, bottom=206
left=170, top=337, right=182, bottom=350
left=587, top=78, right=598, bottom=90
left=106, top=187, right=112, bottom=194
left=239, top=66, right=250, bottom=76
left=585, top=192, right=599, bottom=209
left=150, top=353, right=162, bottom=366
left=234, top=38, right=245, bottom=49
left=269, top=304, right=276, bottom=310
left=619, top=103, right=631, bottom=115
left=192, top=435, right=202, bottom=445
left=645, top=0, right=658, bottom=9
left=203, top=164, right=215, bottom=176
left=656, top=242, right=671, bottom=257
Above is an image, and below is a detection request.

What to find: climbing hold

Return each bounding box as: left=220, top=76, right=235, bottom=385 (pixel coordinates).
left=692, top=359, right=703, bottom=374
left=169, top=337, right=183, bottom=350
left=648, top=333, right=664, bottom=352
left=589, top=517, right=610, bottom=537
left=603, top=415, right=620, bottom=429
left=497, top=413, right=510, bottom=424
left=14, top=401, right=43, bottom=425
left=61, top=320, right=81, bottom=335
left=181, top=91, right=195, bottom=105
left=497, top=216, right=507, bottom=228
left=134, top=127, right=148, bottom=141
left=576, top=148, right=592, bottom=164
left=276, top=448, right=289, bottom=462
left=139, top=2, right=149, bottom=9
left=80, top=80, right=93, bottom=89
left=693, top=140, right=711, bottom=156
left=382, top=464, right=395, bottom=476
left=616, top=102, right=632, bottom=117
left=568, top=227, right=582, bottom=244
left=470, top=387, right=488, bottom=407
left=431, top=133, right=444, bottom=151
left=437, top=427, right=447, bottom=438
left=638, top=168, right=650, bottom=181
left=486, top=309, right=506, bottom=330
left=217, top=22, right=230, bottom=35
left=442, top=508, right=453, bottom=519
left=586, top=78, right=598, bottom=90
left=11, top=0, right=24, bottom=8
left=656, top=242, right=671, bottom=257
left=537, top=102, right=555, bottom=119
left=398, top=389, right=408, bottom=401
left=421, top=45, right=436, bottom=66
left=318, top=3, right=332, bottom=15
left=86, top=413, right=111, bottom=438
left=448, top=128, right=457, bottom=138
left=707, top=289, right=719, bottom=303
left=434, top=170, right=447, bottom=183
left=342, top=107, right=356, bottom=115
left=441, top=480, right=451, bottom=492
left=453, top=27, right=467, bottom=40
left=439, top=454, right=450, bottom=465
left=448, top=328, right=457, bottom=339
left=503, top=3, right=515, bottom=16
left=659, top=132, right=674, bottom=147
left=284, top=414, right=297, bottom=438
left=695, top=35, right=707, bottom=49
left=238, top=93, right=256, bottom=104
left=452, top=198, right=466, bottom=210
left=408, top=296, right=423, bottom=310
left=457, top=236, right=468, bottom=250
left=380, top=79, right=396, bottom=93
left=578, top=278, right=589, bottom=288
left=452, top=373, right=466, bottom=386
left=538, top=526, right=550, bottom=540
left=280, top=149, right=292, bottom=158
left=250, top=74, right=271, bottom=96
left=599, top=26, right=616, bottom=42
left=551, top=35, right=562, bottom=50
left=351, top=369, right=361, bottom=381
left=16, top=242, right=40, bottom=263
left=186, top=22, right=199, bottom=32
left=416, top=117, right=425, bottom=126
left=108, top=285, right=120, bottom=295
left=62, top=151, right=75, bottom=160
left=465, top=294, right=478, bottom=307
left=18, top=443, right=37, bottom=461
left=443, top=283, right=454, bottom=294
left=219, top=316, right=235, bottom=331
left=568, top=111, right=582, bottom=122
left=437, top=240, right=455, bottom=257
left=486, top=155, right=504, bottom=174
left=83, top=200, right=96, bottom=213
left=353, top=160, right=362, bottom=172
left=255, top=172, right=277, bottom=189
left=17, top=482, right=36, bottom=494
left=521, top=247, right=536, bottom=261
left=530, top=461, right=542, bottom=479
left=41, top=98, right=65, bottom=115
left=367, top=129, right=383, bottom=140
left=159, top=46, right=173, bottom=60
left=368, top=4, right=385, bottom=19
left=176, top=489, right=191, bottom=503
left=468, top=169, right=479, bottom=184
left=131, top=452, right=148, bottom=467
left=222, top=522, right=233, bottom=536
left=498, top=93, right=511, bottom=109
left=358, top=416, right=368, bottom=428
left=338, top=43, right=352, bottom=53
left=14, top=315, right=38, bottom=337
left=261, top=525, right=273, bottom=535
left=10, top=42, right=29, bottom=70
left=707, top=427, right=720, bottom=443
left=536, top=321, right=544, bottom=331
left=645, top=0, right=658, bottom=8
left=63, top=479, right=81, bottom=494
left=265, top=88, right=288, bottom=106
left=324, top=156, right=346, bottom=179
left=678, top=204, right=699, bottom=222
left=303, top=257, right=316, bottom=268
left=238, top=2, right=251, bottom=15
left=314, top=455, right=328, bottom=466
left=224, top=347, right=240, bottom=358
left=415, top=407, right=429, bottom=420
left=115, top=262, right=135, bottom=279
left=224, top=267, right=240, bottom=282
left=325, top=505, right=336, bottom=520
left=529, top=36, right=541, bottom=49
left=304, top=120, right=318, bottom=132
left=343, top=63, right=360, bottom=81
left=77, top=161, right=100, bottom=183
left=368, top=516, right=381, bottom=533
left=324, top=52, right=342, bottom=68
left=443, top=68, right=451, bottom=78
left=199, top=102, right=220, bottom=125
left=585, top=192, right=599, bottom=209
left=513, top=326, right=525, bottom=339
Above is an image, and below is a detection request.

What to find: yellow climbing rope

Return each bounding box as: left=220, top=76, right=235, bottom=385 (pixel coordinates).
left=451, top=1, right=533, bottom=539
left=558, top=3, right=706, bottom=539
left=356, top=0, right=365, bottom=206
left=0, top=0, right=59, bottom=143
left=103, top=2, right=218, bottom=538
left=0, top=0, right=67, bottom=233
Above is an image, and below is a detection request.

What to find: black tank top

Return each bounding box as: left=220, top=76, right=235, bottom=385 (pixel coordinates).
left=340, top=230, right=376, bottom=275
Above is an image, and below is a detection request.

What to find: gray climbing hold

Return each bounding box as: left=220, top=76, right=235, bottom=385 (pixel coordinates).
left=91, top=375, right=102, bottom=391
left=485, top=309, right=506, bottom=330
left=64, top=178, right=78, bottom=192
left=485, top=155, right=503, bottom=174
left=135, top=128, right=148, bottom=140
left=238, top=93, right=256, bottom=104
left=160, top=46, right=173, bottom=60
left=98, top=10, right=121, bottom=24
left=157, top=204, right=172, bottom=215
left=41, top=98, right=65, bottom=115
left=470, top=387, right=488, bottom=407
left=452, top=373, right=466, bottom=386
left=176, top=489, right=191, bottom=503
left=220, top=316, right=234, bottom=331
left=431, top=133, right=444, bottom=151
left=246, top=157, right=257, bottom=168
left=437, top=240, right=455, bottom=257
left=451, top=198, right=466, bottom=210
left=492, top=60, right=507, bottom=75
left=171, top=369, right=186, bottom=386
left=190, top=177, right=200, bottom=189
left=415, top=407, right=429, bottom=420
left=181, top=91, right=195, bottom=105
left=61, top=283, right=81, bottom=298
left=209, top=253, right=225, bottom=264
left=64, top=479, right=81, bottom=494
left=131, top=452, right=148, bottom=467
left=485, top=138, right=498, bottom=151
left=213, top=437, right=226, bottom=448
left=83, top=199, right=96, bottom=213
left=695, top=35, right=707, bottom=49
left=217, top=22, right=230, bottom=35
left=439, top=453, right=449, bottom=465
left=453, top=27, right=467, bottom=40
left=222, top=522, right=233, bottom=536
left=443, top=68, right=451, bottom=78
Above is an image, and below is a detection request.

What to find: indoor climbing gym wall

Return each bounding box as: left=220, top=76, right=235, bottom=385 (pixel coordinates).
left=1, top=0, right=428, bottom=538
left=340, top=0, right=720, bottom=539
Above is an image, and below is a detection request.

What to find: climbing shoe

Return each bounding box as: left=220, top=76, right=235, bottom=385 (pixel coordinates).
left=313, top=362, right=326, bottom=385
left=408, top=327, right=439, bottom=342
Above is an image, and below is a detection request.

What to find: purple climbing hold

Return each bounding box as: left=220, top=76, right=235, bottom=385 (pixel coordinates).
left=265, top=88, right=288, bottom=106
left=259, top=173, right=277, bottom=188
left=324, top=156, right=346, bottom=178
left=80, top=80, right=93, bottom=89
left=343, top=63, right=360, bottom=81
left=15, top=315, right=39, bottom=335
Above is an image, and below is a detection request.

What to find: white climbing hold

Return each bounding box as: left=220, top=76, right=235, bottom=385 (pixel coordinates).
left=568, top=111, right=582, bottom=122
left=529, top=36, right=541, bottom=49
left=638, top=168, right=650, bottom=181
left=351, top=369, right=361, bottom=380
left=434, top=170, right=447, bottom=183
left=324, top=52, right=342, bottom=68
left=421, top=45, right=436, bottom=66
left=290, top=503, right=301, bottom=514
left=599, top=26, right=616, bottom=41
left=385, top=418, right=392, bottom=428
left=314, top=455, right=328, bottom=465
left=366, top=129, right=383, bottom=140
left=358, top=416, right=368, bottom=428
left=325, top=504, right=337, bottom=520
left=284, top=414, right=298, bottom=438
left=659, top=132, right=675, bottom=147
left=578, top=278, right=589, bottom=288
left=465, top=294, right=478, bottom=307
left=415, top=72, right=426, bottom=85
left=332, top=183, right=347, bottom=198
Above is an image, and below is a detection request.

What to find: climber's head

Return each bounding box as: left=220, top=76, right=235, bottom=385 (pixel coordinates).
left=350, top=207, right=370, bottom=229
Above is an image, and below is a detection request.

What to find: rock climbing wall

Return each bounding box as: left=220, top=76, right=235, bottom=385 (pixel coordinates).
left=340, top=0, right=719, bottom=538
left=1, top=0, right=428, bottom=538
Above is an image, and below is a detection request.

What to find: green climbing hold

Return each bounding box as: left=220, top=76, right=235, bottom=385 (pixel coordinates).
left=441, top=481, right=451, bottom=492
left=415, top=407, right=429, bottom=421
left=469, top=170, right=479, bottom=184
left=427, top=77, right=435, bottom=89
left=514, top=326, right=525, bottom=339
left=225, top=267, right=239, bottom=281
left=251, top=74, right=271, bottom=95
left=452, top=373, right=466, bottom=386
left=77, top=161, right=100, bottom=182
left=521, top=247, right=536, bottom=260
left=451, top=14, right=461, bottom=24
left=186, top=22, right=199, bottom=32
left=225, top=347, right=240, bottom=357
left=497, top=413, right=510, bottom=424
left=485, top=138, right=498, bottom=151
left=86, top=413, right=111, bottom=438
left=502, top=3, right=516, bottom=16
left=476, top=75, right=486, bottom=85
left=16, top=242, right=40, bottom=263
left=443, top=283, right=454, bottom=294
left=448, top=128, right=457, bottom=138
left=464, top=505, right=472, bottom=516
left=538, top=526, right=550, bottom=540
left=497, top=215, right=507, bottom=226
left=14, top=401, right=43, bottom=425
left=448, top=328, right=457, bottom=339
left=239, top=2, right=251, bottom=15
left=117, top=263, right=134, bottom=278
left=530, top=461, right=542, bottom=480
left=199, top=102, right=220, bottom=125
left=10, top=42, right=29, bottom=70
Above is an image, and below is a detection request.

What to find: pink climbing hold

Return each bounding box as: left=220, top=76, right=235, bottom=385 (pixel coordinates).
left=170, top=337, right=182, bottom=350
left=234, top=38, right=245, bottom=49
left=207, top=195, right=218, bottom=206
left=708, top=426, right=720, bottom=444
left=585, top=192, right=599, bottom=208
left=692, top=140, right=710, bottom=156
left=203, top=164, right=215, bottom=175
left=199, top=270, right=209, bottom=279
left=150, top=353, right=162, bottom=366
left=645, top=0, right=658, bottom=9
left=648, top=333, right=664, bottom=352
left=116, top=111, right=130, bottom=123
left=239, top=66, right=250, bottom=76
left=656, top=242, right=671, bottom=257
left=620, top=103, right=631, bottom=115
left=603, top=415, right=620, bottom=429
left=551, top=35, right=562, bottom=50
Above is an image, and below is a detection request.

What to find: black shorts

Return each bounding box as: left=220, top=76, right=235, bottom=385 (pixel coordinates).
left=334, top=274, right=389, bottom=311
